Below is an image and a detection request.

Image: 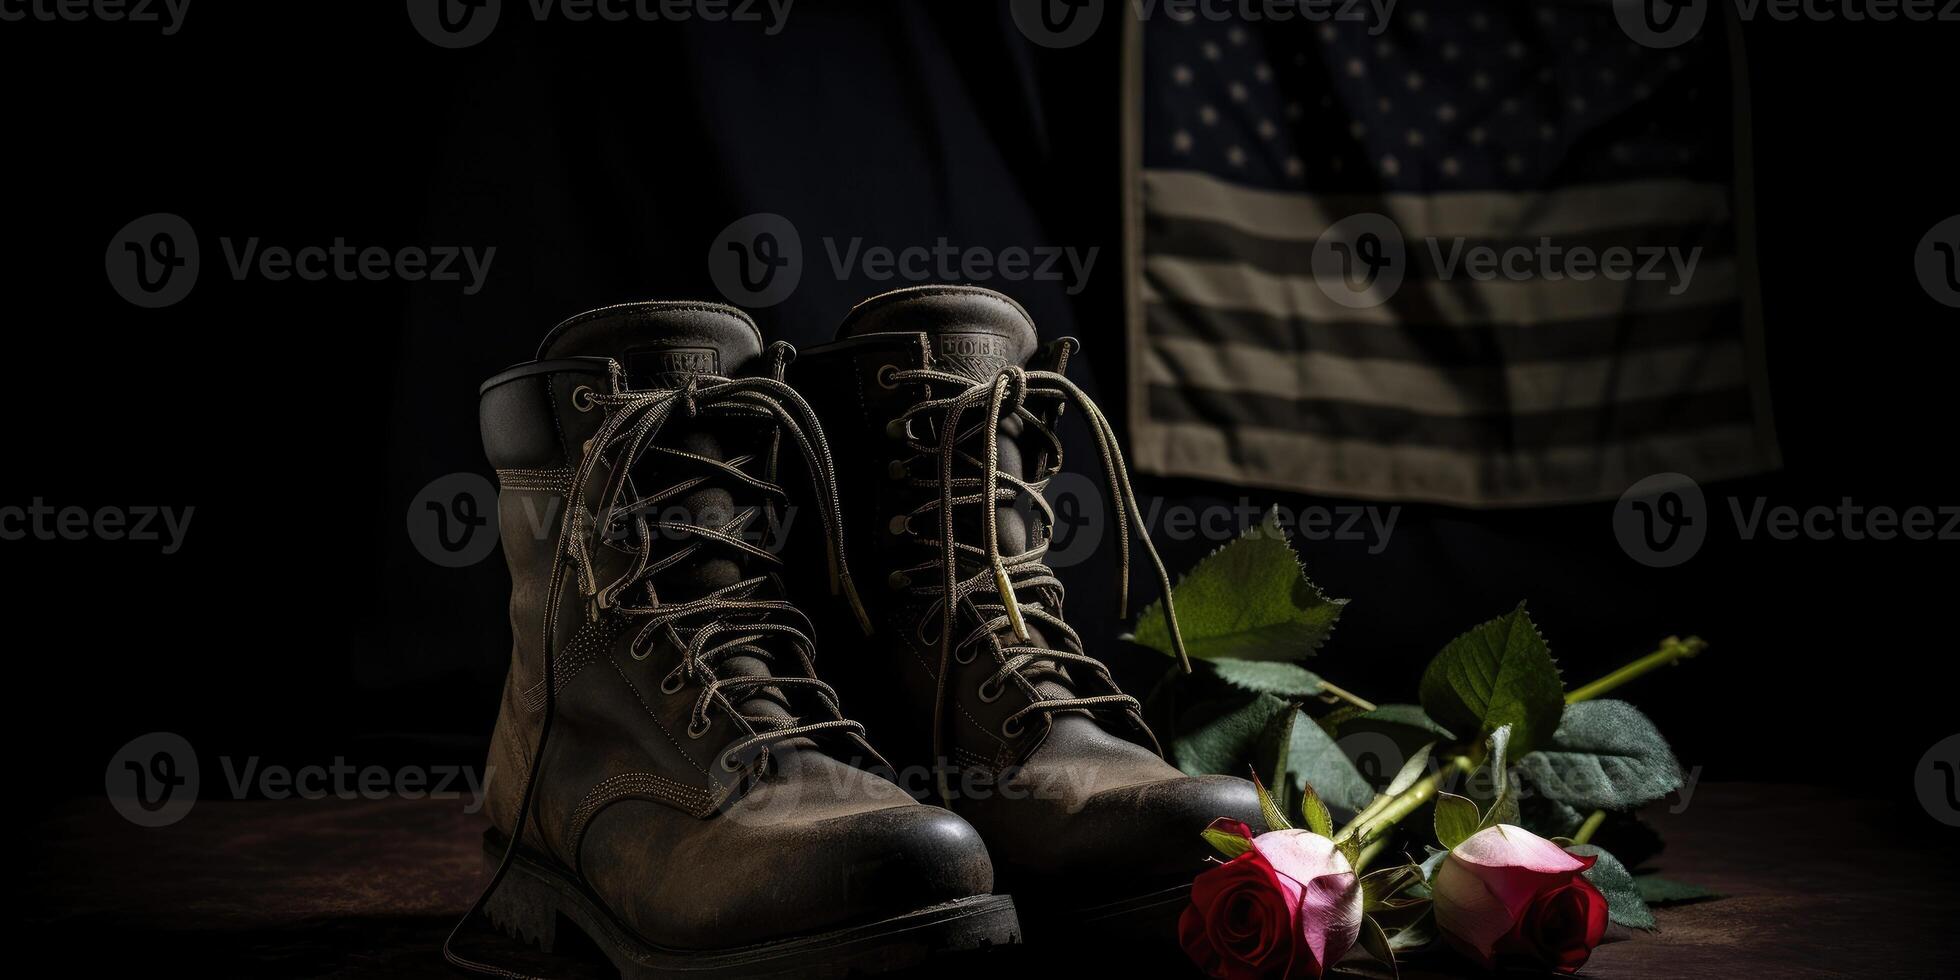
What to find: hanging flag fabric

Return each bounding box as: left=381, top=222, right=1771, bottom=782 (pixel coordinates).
left=1123, top=1, right=1778, bottom=506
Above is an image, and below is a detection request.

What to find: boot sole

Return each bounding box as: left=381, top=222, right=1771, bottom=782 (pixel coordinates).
left=480, top=830, right=1021, bottom=979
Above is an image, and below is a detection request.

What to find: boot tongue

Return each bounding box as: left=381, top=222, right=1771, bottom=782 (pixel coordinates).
left=837, top=285, right=1038, bottom=380
left=839, top=288, right=1081, bottom=699
left=539, top=301, right=764, bottom=387
left=544, top=302, right=795, bottom=721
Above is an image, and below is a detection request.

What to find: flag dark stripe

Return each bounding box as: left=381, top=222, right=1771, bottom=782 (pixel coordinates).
left=1145, top=384, right=1758, bottom=453
left=1144, top=294, right=1743, bottom=366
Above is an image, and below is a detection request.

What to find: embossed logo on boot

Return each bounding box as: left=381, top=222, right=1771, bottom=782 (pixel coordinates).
left=628, top=347, right=723, bottom=387
left=936, top=332, right=1009, bottom=379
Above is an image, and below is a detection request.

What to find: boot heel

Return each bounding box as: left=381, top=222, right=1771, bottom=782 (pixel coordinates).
left=481, top=850, right=560, bottom=953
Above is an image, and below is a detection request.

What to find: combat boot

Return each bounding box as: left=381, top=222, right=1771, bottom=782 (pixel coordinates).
left=451, top=301, right=1019, bottom=979
left=786, top=286, right=1261, bottom=942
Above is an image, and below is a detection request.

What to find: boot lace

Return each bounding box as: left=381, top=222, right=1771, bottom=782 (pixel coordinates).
left=565, top=346, right=879, bottom=771
left=884, top=348, right=1190, bottom=769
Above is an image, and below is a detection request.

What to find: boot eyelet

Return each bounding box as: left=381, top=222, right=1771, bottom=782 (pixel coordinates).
left=886, top=459, right=909, bottom=480
left=887, top=514, right=912, bottom=536
left=659, top=670, right=686, bottom=695
left=1001, top=718, right=1025, bottom=738
left=686, top=718, right=710, bottom=739
left=719, top=753, right=744, bottom=772
left=885, top=419, right=910, bottom=441
left=977, top=679, right=1003, bottom=703
left=875, top=364, right=901, bottom=389
left=572, top=385, right=598, bottom=412
left=887, top=571, right=911, bottom=591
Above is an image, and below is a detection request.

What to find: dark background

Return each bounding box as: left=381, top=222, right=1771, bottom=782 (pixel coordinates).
left=5, top=2, right=1956, bottom=828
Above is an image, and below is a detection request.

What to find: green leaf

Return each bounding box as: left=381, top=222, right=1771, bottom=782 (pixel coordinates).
left=1477, top=725, right=1520, bottom=829
left=1418, top=603, right=1564, bottom=755
left=1257, top=704, right=1302, bottom=817
left=1350, top=704, right=1456, bottom=740
left=1568, top=845, right=1655, bottom=930
left=1383, top=742, right=1435, bottom=798
left=1201, top=828, right=1254, bottom=859
left=1384, top=907, right=1437, bottom=952
left=1133, top=509, right=1348, bottom=662
left=1517, top=700, right=1683, bottom=810
left=1635, top=875, right=1721, bottom=905
left=1520, top=796, right=1589, bottom=839
left=1171, top=695, right=1291, bottom=778
left=1360, top=866, right=1422, bottom=912
left=1278, top=708, right=1376, bottom=813
left=1252, top=768, right=1294, bottom=832
left=1357, top=916, right=1400, bottom=978
left=1299, top=781, right=1334, bottom=838
left=1416, top=848, right=1447, bottom=889
left=1210, top=658, right=1326, bottom=696
left=1433, top=793, right=1481, bottom=850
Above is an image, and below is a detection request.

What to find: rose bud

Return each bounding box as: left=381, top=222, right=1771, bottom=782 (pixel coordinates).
left=1432, top=824, right=1610, bottom=973
left=1179, top=826, right=1363, bottom=980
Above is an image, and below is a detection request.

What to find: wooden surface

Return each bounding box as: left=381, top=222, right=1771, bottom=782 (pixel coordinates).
left=26, top=784, right=1958, bottom=978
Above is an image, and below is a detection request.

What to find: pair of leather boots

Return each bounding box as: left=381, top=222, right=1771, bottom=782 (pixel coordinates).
left=452, top=285, right=1260, bottom=979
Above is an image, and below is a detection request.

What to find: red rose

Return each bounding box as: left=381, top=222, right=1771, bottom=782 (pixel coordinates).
left=1178, top=821, right=1362, bottom=980
left=1432, top=824, right=1610, bottom=974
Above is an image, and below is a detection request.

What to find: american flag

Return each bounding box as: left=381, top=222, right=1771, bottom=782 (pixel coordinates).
left=1124, top=0, right=1779, bottom=505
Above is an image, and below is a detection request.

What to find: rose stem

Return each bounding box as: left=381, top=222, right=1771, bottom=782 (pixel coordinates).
left=1564, top=635, right=1707, bottom=705
left=1571, top=809, right=1607, bottom=845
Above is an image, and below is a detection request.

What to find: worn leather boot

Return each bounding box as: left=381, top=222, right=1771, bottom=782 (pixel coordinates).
left=785, top=285, right=1262, bottom=943
left=451, top=301, right=1018, bottom=979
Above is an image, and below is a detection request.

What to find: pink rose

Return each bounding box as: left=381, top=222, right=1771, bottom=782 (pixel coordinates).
left=1432, top=824, right=1610, bottom=974
left=1178, top=820, right=1363, bottom=980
